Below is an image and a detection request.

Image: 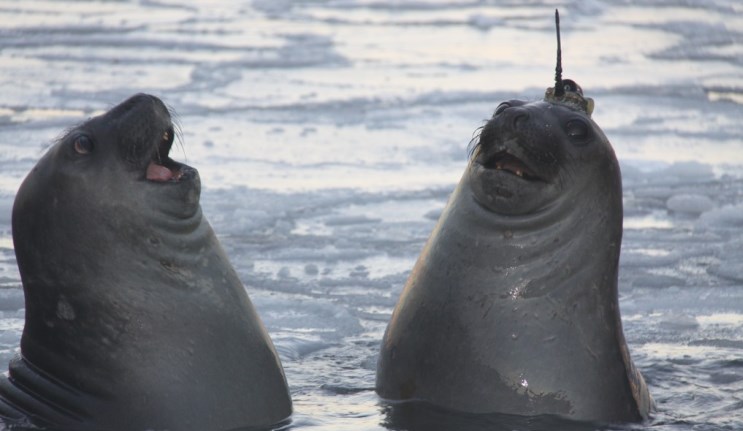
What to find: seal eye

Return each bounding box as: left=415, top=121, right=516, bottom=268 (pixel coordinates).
left=73, top=136, right=94, bottom=155
left=565, top=120, right=590, bottom=145
left=494, top=103, right=510, bottom=116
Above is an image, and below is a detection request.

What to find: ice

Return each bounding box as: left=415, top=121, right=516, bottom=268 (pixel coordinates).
left=660, top=161, right=716, bottom=181
left=0, top=196, right=12, bottom=227
left=324, top=215, right=381, bottom=227
left=467, top=14, right=504, bottom=31
left=697, top=204, right=743, bottom=229
left=0, top=0, right=741, bottom=430
left=666, top=194, right=714, bottom=215
left=707, top=238, right=743, bottom=282
left=0, top=290, right=24, bottom=312
left=658, top=314, right=700, bottom=331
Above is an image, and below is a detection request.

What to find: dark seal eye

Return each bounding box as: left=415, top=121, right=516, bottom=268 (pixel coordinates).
left=565, top=120, right=591, bottom=145
left=73, top=135, right=94, bottom=155
left=494, top=103, right=510, bottom=116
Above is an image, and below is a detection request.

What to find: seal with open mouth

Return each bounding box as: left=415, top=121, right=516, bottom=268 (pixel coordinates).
left=0, top=94, right=292, bottom=430
left=376, top=11, right=653, bottom=423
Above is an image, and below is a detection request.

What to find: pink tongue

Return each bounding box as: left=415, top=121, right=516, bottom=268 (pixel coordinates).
left=146, top=161, right=173, bottom=181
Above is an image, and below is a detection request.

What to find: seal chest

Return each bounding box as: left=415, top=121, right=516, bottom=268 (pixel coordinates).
left=1, top=94, right=292, bottom=430
left=376, top=10, right=652, bottom=423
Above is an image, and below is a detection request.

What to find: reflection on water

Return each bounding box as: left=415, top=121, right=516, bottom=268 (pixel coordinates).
left=7, top=108, right=87, bottom=124
left=697, top=313, right=743, bottom=327
left=624, top=214, right=674, bottom=230
left=708, top=90, right=743, bottom=104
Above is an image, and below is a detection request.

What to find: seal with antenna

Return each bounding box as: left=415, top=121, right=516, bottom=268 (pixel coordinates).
left=544, top=9, right=595, bottom=116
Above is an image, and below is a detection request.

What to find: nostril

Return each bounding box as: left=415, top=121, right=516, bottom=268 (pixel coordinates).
left=512, top=112, right=529, bottom=128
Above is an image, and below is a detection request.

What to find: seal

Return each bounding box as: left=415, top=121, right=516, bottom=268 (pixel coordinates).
left=376, top=11, right=653, bottom=423
left=0, top=94, right=292, bottom=430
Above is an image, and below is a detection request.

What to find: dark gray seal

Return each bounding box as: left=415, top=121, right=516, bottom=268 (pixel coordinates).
left=376, top=20, right=653, bottom=419
left=1, top=94, right=292, bottom=430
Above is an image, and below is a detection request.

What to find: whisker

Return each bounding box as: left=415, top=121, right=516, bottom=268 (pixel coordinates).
left=467, top=124, right=487, bottom=159
left=168, top=106, right=187, bottom=163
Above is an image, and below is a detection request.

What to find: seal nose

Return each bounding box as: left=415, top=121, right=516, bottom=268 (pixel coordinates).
left=507, top=108, right=530, bottom=129
left=108, top=93, right=171, bottom=122
left=105, top=94, right=173, bottom=144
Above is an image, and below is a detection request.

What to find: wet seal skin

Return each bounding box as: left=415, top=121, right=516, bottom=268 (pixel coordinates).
left=0, top=94, right=292, bottom=430
left=376, top=10, right=653, bottom=424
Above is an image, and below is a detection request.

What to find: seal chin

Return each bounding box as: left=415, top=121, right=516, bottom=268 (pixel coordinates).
left=469, top=162, right=556, bottom=217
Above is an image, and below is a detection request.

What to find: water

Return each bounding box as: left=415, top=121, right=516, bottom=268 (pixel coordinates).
left=0, top=0, right=742, bottom=430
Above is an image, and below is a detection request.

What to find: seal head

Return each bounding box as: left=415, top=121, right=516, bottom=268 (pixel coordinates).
left=2, top=94, right=292, bottom=430
left=469, top=97, right=606, bottom=218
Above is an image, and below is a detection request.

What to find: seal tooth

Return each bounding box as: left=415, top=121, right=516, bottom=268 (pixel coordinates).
left=516, top=170, right=523, bottom=177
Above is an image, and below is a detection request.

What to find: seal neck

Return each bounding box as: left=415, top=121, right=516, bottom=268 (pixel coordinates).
left=437, top=168, right=623, bottom=298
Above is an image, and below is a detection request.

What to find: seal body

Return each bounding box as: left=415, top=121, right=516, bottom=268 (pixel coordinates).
left=376, top=100, right=652, bottom=422
left=1, top=94, right=292, bottom=430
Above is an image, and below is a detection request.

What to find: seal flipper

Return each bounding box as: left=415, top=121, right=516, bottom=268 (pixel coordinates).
left=0, top=356, right=92, bottom=428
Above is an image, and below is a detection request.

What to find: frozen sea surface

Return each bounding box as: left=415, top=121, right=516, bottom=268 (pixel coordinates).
left=0, top=0, right=742, bottom=430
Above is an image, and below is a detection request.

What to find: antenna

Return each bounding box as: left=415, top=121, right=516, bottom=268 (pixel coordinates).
left=554, top=9, right=564, bottom=97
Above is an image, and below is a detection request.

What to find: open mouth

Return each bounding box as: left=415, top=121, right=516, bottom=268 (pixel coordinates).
left=481, top=151, right=544, bottom=182
left=146, top=126, right=186, bottom=182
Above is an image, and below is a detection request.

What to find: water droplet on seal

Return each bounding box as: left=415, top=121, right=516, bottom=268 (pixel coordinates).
left=56, top=296, right=76, bottom=321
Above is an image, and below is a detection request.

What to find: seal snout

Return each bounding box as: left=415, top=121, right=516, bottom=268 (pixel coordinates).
left=102, top=93, right=190, bottom=184
left=128, top=97, right=195, bottom=184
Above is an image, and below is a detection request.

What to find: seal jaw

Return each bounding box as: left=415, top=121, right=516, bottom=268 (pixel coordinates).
left=480, top=150, right=546, bottom=183
left=473, top=134, right=550, bottom=184
left=144, top=125, right=196, bottom=183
